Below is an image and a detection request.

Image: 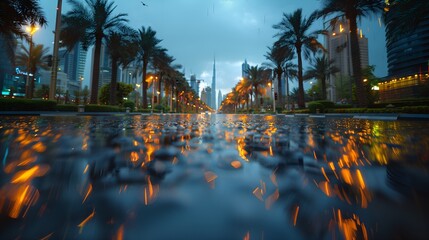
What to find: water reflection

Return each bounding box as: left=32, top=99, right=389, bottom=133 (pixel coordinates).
left=0, top=115, right=428, bottom=239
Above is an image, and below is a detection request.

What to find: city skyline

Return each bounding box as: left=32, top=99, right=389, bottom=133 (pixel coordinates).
left=34, top=0, right=387, bottom=96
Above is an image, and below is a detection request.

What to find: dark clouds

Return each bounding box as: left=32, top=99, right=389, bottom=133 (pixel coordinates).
left=36, top=0, right=387, bottom=95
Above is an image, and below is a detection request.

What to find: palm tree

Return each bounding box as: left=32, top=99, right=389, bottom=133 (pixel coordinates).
left=318, top=0, right=384, bottom=107
left=263, top=44, right=295, bottom=108
left=236, top=77, right=252, bottom=110
left=246, top=65, right=269, bottom=110
left=105, top=26, right=138, bottom=105
left=15, top=44, right=50, bottom=99
left=304, top=54, right=339, bottom=100
left=152, top=50, right=177, bottom=101
left=273, top=8, right=324, bottom=108
left=61, top=0, right=128, bottom=104
left=136, top=26, right=163, bottom=109
left=283, top=61, right=298, bottom=110
left=0, top=0, right=47, bottom=96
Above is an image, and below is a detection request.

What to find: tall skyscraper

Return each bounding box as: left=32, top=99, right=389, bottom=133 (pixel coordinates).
left=190, top=74, right=197, bottom=93
left=90, top=44, right=111, bottom=90
left=242, top=59, right=250, bottom=78
left=218, top=90, right=222, bottom=109
left=58, top=42, right=87, bottom=92
left=379, top=1, right=429, bottom=101
left=211, top=58, right=216, bottom=110
left=385, top=2, right=429, bottom=77
left=325, top=17, right=369, bottom=102
left=201, top=88, right=207, bottom=104
left=205, top=86, right=212, bottom=108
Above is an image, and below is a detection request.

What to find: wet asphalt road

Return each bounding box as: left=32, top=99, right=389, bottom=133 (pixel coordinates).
left=1, top=114, right=429, bottom=240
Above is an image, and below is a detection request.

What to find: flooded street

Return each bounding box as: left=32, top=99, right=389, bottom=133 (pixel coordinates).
left=1, top=114, right=429, bottom=240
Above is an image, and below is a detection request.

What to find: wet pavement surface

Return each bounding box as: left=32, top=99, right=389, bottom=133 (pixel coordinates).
left=0, top=114, right=428, bottom=240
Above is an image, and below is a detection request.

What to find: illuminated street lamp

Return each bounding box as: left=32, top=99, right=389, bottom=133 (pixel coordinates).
left=268, top=81, right=276, bottom=114
left=25, top=24, right=40, bottom=99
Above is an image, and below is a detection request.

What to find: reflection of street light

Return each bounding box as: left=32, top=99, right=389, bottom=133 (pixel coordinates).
left=25, top=24, right=39, bottom=99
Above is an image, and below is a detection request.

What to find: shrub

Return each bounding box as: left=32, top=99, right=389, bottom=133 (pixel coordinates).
left=123, top=101, right=135, bottom=111
left=0, top=98, right=57, bottom=111
left=401, top=106, right=429, bottom=114
left=308, top=100, right=335, bottom=113
left=335, top=104, right=352, bottom=108
left=308, top=102, right=324, bottom=113
left=56, top=104, right=78, bottom=112
left=84, top=104, right=122, bottom=112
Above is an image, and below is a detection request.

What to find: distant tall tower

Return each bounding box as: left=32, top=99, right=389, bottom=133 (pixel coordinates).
left=190, top=74, right=197, bottom=93
left=211, top=58, right=216, bottom=110
left=218, top=90, right=222, bottom=109
left=90, top=43, right=111, bottom=90
left=242, top=59, right=250, bottom=78
left=59, top=42, right=87, bottom=90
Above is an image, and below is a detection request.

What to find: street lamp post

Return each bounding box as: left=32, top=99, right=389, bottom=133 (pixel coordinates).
left=25, top=24, right=39, bottom=99
left=149, top=76, right=154, bottom=114
left=268, top=82, right=276, bottom=114
left=49, top=0, right=62, bottom=100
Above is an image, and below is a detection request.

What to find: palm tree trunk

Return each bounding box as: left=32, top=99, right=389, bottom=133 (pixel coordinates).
left=142, top=59, right=148, bottom=109
left=286, top=74, right=290, bottom=110
left=349, top=17, right=366, bottom=107
left=255, top=86, right=259, bottom=109
left=158, top=72, right=163, bottom=100
left=321, top=76, right=327, bottom=100
left=90, top=36, right=102, bottom=104
left=109, top=58, right=118, bottom=105
left=29, top=75, right=35, bottom=99
left=277, top=69, right=283, bottom=108
left=297, top=46, right=305, bottom=108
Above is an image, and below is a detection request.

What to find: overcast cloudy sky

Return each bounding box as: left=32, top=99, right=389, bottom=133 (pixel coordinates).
left=35, top=0, right=387, bottom=96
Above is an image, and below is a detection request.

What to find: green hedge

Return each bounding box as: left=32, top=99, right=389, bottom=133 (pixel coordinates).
left=85, top=104, right=122, bottom=112
left=334, top=106, right=429, bottom=114
left=123, top=101, right=135, bottom=111
left=308, top=100, right=335, bottom=113
left=0, top=98, right=57, bottom=111
left=371, top=98, right=429, bottom=108
left=56, top=104, right=78, bottom=112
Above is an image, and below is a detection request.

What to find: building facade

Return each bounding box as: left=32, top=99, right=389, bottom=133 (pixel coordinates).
left=379, top=1, right=429, bottom=101
left=242, top=59, right=250, bottom=78
left=325, top=17, right=369, bottom=102
left=211, top=59, right=216, bottom=109
left=90, top=44, right=111, bottom=91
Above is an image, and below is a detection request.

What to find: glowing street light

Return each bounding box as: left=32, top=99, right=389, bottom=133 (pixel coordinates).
left=25, top=24, right=39, bottom=99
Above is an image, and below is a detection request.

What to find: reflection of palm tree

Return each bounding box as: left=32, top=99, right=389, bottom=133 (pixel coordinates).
left=15, top=44, right=50, bottom=99
left=304, top=55, right=339, bottom=100
left=136, top=26, right=163, bottom=109
left=106, top=26, right=138, bottom=105
left=263, top=44, right=294, bottom=108
left=61, top=0, right=128, bottom=104
left=273, top=9, right=324, bottom=108
left=318, top=0, right=384, bottom=107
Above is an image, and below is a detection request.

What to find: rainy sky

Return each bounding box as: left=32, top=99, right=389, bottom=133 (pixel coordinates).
left=35, top=0, right=387, bottom=96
